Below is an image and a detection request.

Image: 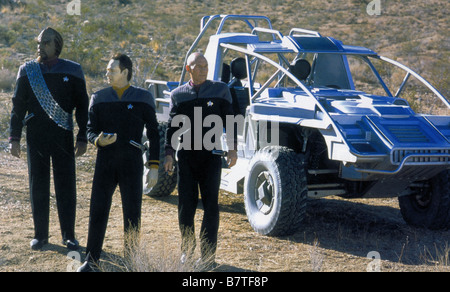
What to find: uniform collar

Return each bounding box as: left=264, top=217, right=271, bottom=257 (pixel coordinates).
left=41, top=57, right=59, bottom=69
left=112, top=84, right=131, bottom=99
left=189, top=79, right=208, bottom=93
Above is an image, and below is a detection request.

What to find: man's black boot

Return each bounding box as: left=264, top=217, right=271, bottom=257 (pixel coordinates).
left=30, top=238, right=48, bottom=250
left=63, top=239, right=80, bottom=251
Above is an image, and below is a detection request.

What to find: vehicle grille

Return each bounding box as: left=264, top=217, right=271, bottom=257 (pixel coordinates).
left=391, top=149, right=450, bottom=164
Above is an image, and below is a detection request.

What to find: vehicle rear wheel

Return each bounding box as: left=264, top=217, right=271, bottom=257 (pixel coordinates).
left=142, top=122, right=177, bottom=197
left=244, top=146, right=308, bottom=236
left=398, top=170, right=450, bottom=230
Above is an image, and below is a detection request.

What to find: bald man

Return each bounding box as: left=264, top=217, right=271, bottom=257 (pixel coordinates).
left=164, top=53, right=237, bottom=269
left=9, top=27, right=89, bottom=251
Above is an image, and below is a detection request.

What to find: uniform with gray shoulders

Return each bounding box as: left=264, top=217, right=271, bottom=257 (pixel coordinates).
left=85, top=85, right=160, bottom=263
left=165, top=80, right=235, bottom=260
left=9, top=58, right=89, bottom=244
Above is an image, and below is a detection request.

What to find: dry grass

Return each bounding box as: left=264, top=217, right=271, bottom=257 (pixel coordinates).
left=308, top=238, right=325, bottom=272
left=99, top=227, right=217, bottom=272
left=0, top=68, right=15, bottom=91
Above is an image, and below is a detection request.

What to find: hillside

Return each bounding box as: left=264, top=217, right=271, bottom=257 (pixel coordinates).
left=0, top=0, right=449, bottom=96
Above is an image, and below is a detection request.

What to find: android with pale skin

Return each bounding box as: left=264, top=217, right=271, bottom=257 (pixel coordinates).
left=99, top=58, right=158, bottom=186
left=78, top=54, right=160, bottom=271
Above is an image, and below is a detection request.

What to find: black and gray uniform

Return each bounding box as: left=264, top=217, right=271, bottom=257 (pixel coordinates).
left=165, top=80, right=235, bottom=258
left=86, top=85, right=159, bottom=263
left=9, top=58, right=89, bottom=242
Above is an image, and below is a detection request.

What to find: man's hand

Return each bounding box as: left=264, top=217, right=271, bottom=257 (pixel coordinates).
left=75, top=141, right=87, bottom=157
left=9, top=141, right=20, bottom=158
left=164, top=155, right=174, bottom=175
left=226, top=150, right=238, bottom=168
left=96, top=132, right=117, bottom=147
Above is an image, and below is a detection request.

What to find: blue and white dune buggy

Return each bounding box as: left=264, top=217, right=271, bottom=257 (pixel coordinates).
left=145, top=15, right=450, bottom=235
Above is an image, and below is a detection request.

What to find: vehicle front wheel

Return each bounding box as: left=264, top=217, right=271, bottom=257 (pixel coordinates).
left=399, top=170, right=450, bottom=230
left=244, top=146, right=308, bottom=236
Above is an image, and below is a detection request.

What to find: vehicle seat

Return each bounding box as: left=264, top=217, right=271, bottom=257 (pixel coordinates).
left=229, top=57, right=249, bottom=116
left=221, top=63, right=231, bottom=84
left=289, top=59, right=311, bottom=82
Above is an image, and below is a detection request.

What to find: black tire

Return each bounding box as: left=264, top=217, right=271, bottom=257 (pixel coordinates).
left=142, top=122, right=177, bottom=197
left=398, top=170, right=450, bottom=230
left=244, top=146, right=308, bottom=236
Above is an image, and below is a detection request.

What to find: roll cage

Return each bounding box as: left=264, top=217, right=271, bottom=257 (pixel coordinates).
left=179, top=14, right=448, bottom=109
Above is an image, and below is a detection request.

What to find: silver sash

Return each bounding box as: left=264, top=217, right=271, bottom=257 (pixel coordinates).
left=25, top=60, right=73, bottom=131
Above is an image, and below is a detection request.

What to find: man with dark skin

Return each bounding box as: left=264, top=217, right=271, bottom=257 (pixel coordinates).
left=9, top=27, right=89, bottom=250
left=164, top=52, right=237, bottom=269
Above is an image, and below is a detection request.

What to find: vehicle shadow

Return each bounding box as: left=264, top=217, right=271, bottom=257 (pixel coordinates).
left=145, top=193, right=179, bottom=206
left=146, top=192, right=449, bottom=267
left=283, top=197, right=450, bottom=266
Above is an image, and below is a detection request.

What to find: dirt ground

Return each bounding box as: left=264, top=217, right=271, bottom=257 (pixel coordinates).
left=0, top=95, right=449, bottom=273
left=0, top=146, right=449, bottom=273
